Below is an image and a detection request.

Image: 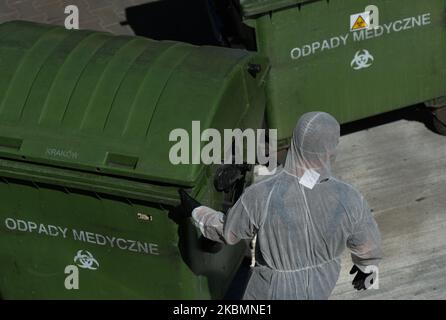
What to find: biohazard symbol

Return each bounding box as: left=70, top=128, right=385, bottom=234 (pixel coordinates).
left=351, top=49, right=374, bottom=70
left=74, top=250, right=99, bottom=270
left=352, top=15, right=368, bottom=30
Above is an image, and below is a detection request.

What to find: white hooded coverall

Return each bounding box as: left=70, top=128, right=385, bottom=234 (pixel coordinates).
left=192, top=112, right=382, bottom=299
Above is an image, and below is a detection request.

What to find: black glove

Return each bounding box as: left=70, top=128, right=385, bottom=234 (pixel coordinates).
left=178, top=189, right=201, bottom=217
left=349, top=265, right=374, bottom=291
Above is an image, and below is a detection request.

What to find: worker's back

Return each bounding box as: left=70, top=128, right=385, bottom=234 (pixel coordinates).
left=192, top=112, right=382, bottom=300
left=238, top=168, right=366, bottom=299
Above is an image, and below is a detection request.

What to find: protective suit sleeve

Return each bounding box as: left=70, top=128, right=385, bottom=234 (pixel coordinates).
left=347, top=197, right=383, bottom=271
left=191, top=195, right=257, bottom=245
left=222, top=195, right=257, bottom=245
left=191, top=206, right=226, bottom=243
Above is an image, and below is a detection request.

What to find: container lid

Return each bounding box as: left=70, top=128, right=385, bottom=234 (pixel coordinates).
left=239, top=0, right=311, bottom=17
left=0, top=21, right=265, bottom=187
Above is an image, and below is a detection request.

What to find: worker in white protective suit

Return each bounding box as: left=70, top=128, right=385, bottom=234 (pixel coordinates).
left=179, top=111, right=382, bottom=300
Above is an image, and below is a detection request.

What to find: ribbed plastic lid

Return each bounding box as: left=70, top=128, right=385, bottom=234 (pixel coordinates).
left=239, top=0, right=311, bottom=17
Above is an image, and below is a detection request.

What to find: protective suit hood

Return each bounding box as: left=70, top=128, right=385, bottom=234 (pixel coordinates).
left=284, top=112, right=340, bottom=182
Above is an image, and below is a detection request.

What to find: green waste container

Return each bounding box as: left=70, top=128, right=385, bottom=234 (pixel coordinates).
left=239, top=0, right=446, bottom=146
left=0, top=21, right=268, bottom=299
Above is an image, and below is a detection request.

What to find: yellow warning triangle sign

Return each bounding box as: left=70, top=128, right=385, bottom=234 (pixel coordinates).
left=352, top=15, right=367, bottom=30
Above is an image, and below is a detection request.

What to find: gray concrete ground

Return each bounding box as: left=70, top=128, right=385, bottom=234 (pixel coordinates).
left=331, top=119, right=446, bottom=299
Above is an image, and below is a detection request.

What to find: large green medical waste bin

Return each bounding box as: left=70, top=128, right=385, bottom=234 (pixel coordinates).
left=240, top=0, right=446, bottom=146
left=0, top=21, right=268, bottom=299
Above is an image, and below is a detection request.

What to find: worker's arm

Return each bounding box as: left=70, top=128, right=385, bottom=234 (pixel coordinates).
left=190, top=194, right=257, bottom=245
left=178, top=189, right=225, bottom=243
left=347, top=197, right=383, bottom=271
left=190, top=205, right=226, bottom=243
left=346, top=197, right=382, bottom=290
